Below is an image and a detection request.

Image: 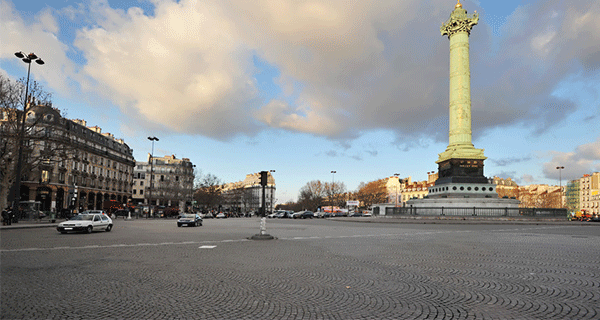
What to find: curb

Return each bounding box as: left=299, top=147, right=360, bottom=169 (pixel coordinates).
left=329, top=216, right=594, bottom=226
left=1, top=223, right=59, bottom=230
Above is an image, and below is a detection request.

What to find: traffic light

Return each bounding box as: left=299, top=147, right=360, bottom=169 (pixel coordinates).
left=68, top=186, right=78, bottom=205
left=260, top=171, right=268, bottom=186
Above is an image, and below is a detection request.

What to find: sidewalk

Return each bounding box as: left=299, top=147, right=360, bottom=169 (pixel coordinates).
left=0, top=218, right=67, bottom=230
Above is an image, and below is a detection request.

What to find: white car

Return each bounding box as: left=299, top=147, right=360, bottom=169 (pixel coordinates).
left=57, top=214, right=113, bottom=234
left=80, top=210, right=107, bottom=216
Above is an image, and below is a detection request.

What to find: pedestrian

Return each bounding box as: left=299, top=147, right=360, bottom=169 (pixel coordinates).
left=1, top=207, right=7, bottom=226
left=6, top=207, right=13, bottom=225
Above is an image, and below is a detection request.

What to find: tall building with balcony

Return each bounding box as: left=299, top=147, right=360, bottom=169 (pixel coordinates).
left=1, top=103, right=135, bottom=213
left=132, top=155, right=195, bottom=212
left=580, top=172, right=599, bottom=215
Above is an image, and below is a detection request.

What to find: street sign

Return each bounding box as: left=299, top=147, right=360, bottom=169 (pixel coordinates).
left=347, top=200, right=359, bottom=206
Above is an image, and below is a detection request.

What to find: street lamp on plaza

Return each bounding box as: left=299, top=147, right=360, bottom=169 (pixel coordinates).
left=269, top=170, right=276, bottom=214
left=331, top=171, right=336, bottom=215
left=189, top=164, right=196, bottom=213
left=556, top=166, right=564, bottom=208
left=9, top=52, right=45, bottom=211
left=393, top=173, right=400, bottom=207
left=147, top=137, right=159, bottom=217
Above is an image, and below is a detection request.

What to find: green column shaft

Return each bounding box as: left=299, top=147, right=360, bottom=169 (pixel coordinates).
left=448, top=32, right=473, bottom=148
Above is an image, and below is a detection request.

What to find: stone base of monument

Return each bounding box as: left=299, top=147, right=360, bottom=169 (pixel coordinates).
left=406, top=197, right=520, bottom=215
left=249, top=233, right=275, bottom=240
left=249, top=217, right=275, bottom=240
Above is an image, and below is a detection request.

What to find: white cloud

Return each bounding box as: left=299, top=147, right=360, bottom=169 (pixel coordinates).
left=542, top=137, right=600, bottom=181
left=2, top=0, right=599, bottom=146
left=0, top=0, right=78, bottom=96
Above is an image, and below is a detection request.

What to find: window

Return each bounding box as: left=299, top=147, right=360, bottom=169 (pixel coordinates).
left=41, top=170, right=50, bottom=184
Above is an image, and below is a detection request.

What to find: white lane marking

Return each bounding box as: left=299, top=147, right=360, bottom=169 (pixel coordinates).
left=199, top=245, right=216, bottom=249
left=1, top=226, right=570, bottom=253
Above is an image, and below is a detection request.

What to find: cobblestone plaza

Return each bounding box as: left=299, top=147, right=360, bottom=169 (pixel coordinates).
left=1, top=218, right=599, bottom=319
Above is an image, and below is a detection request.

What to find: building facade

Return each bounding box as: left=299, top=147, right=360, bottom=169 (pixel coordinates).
left=221, top=172, right=276, bottom=214
left=1, top=103, right=135, bottom=214
left=566, top=180, right=580, bottom=212
left=132, top=155, right=195, bottom=213
left=580, top=172, right=599, bottom=215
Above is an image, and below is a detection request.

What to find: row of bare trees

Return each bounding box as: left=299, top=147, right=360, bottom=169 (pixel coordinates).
left=497, top=187, right=562, bottom=209
left=276, top=178, right=389, bottom=212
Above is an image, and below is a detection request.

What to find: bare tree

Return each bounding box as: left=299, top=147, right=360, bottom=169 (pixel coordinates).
left=325, top=181, right=347, bottom=209
left=194, top=173, right=223, bottom=211
left=0, top=74, right=57, bottom=209
left=298, top=180, right=326, bottom=211
left=356, top=179, right=388, bottom=208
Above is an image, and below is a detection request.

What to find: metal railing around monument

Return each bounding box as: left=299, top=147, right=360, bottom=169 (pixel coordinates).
left=386, top=206, right=568, bottom=219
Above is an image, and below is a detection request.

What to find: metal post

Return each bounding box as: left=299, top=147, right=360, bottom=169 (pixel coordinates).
left=261, top=183, right=266, bottom=217
left=331, top=171, right=336, bottom=215
left=556, top=166, right=564, bottom=208
left=10, top=52, right=44, bottom=212
left=147, top=137, right=159, bottom=218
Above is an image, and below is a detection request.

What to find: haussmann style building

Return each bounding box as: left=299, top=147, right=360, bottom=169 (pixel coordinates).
left=1, top=102, right=135, bottom=215
left=132, top=154, right=195, bottom=215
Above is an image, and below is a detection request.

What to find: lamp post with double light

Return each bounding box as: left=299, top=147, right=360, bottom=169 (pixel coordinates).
left=9, top=52, right=45, bottom=212
left=393, top=173, right=400, bottom=207
left=147, top=137, right=159, bottom=217
left=556, top=166, right=564, bottom=208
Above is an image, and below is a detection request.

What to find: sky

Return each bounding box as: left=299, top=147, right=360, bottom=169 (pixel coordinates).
left=1, top=0, right=599, bottom=204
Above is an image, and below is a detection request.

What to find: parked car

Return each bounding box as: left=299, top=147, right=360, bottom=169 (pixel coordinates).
left=277, top=211, right=293, bottom=218
left=293, top=211, right=314, bottom=219
left=113, top=209, right=129, bottom=217
left=177, top=214, right=202, bottom=227
left=315, top=211, right=332, bottom=218
left=57, top=214, right=113, bottom=234
left=216, top=212, right=226, bottom=219
left=321, top=211, right=333, bottom=218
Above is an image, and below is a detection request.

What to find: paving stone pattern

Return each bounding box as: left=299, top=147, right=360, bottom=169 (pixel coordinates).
left=1, top=220, right=599, bottom=319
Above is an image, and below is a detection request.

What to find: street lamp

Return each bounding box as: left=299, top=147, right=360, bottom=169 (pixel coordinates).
left=9, top=52, right=45, bottom=212
left=190, top=164, right=196, bottom=213
left=331, top=171, right=336, bottom=215
left=147, top=136, right=159, bottom=217
left=393, top=173, right=400, bottom=207
left=269, top=170, right=276, bottom=214
left=556, top=166, right=564, bottom=208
